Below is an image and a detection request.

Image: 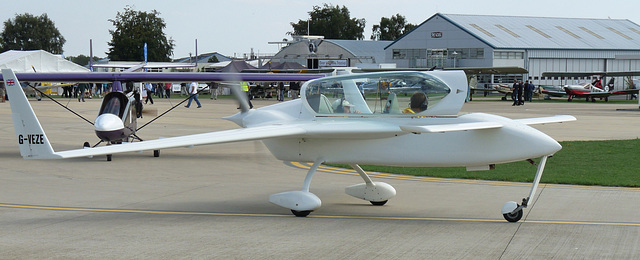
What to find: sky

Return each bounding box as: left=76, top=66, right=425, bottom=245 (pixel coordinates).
left=3, top=0, right=639, bottom=60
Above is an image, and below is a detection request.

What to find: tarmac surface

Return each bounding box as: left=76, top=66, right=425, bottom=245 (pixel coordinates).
left=1, top=95, right=639, bottom=258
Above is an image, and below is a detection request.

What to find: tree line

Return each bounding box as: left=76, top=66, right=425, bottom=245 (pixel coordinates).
left=0, top=4, right=416, bottom=65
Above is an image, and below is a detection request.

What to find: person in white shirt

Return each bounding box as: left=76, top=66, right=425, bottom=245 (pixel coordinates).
left=185, top=82, right=202, bottom=108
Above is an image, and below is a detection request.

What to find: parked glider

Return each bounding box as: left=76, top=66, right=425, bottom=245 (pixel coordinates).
left=3, top=69, right=575, bottom=222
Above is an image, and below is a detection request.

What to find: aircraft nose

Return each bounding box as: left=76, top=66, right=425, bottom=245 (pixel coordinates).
left=94, top=113, right=124, bottom=132
left=531, top=129, right=562, bottom=157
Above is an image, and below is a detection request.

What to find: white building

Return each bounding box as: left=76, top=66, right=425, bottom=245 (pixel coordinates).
left=385, top=13, right=640, bottom=88
left=271, top=36, right=392, bottom=69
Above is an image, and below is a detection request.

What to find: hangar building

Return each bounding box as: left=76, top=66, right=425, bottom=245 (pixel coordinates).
left=271, top=36, right=392, bottom=69
left=385, top=13, right=640, bottom=88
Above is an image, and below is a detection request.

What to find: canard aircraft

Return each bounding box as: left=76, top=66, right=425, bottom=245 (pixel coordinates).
left=3, top=68, right=575, bottom=222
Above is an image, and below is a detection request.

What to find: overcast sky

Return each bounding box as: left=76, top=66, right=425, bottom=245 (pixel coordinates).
left=3, top=0, right=639, bottom=60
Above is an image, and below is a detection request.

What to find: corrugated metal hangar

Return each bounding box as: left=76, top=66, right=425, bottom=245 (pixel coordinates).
left=385, top=13, right=640, bottom=89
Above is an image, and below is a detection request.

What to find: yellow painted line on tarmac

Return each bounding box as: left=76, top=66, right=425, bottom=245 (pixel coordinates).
left=2, top=203, right=640, bottom=227
left=288, top=162, right=640, bottom=191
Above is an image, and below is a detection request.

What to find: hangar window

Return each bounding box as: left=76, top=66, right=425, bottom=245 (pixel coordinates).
left=392, top=49, right=406, bottom=59
left=494, top=51, right=523, bottom=60
left=393, top=49, right=427, bottom=60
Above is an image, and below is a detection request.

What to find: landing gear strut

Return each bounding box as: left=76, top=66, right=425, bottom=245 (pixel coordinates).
left=269, top=160, right=397, bottom=217
left=501, top=155, right=549, bottom=222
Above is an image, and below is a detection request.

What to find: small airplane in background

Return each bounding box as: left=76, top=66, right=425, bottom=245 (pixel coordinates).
left=2, top=71, right=323, bottom=161
left=542, top=71, right=640, bottom=102
left=3, top=68, right=575, bottom=222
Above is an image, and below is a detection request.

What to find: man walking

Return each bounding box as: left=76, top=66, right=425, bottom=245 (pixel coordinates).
left=185, top=82, right=202, bottom=108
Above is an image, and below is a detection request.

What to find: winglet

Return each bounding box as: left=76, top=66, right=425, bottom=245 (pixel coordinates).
left=2, top=69, right=61, bottom=159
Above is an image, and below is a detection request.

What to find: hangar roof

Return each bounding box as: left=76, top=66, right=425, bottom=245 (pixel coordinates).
left=390, top=13, right=640, bottom=50
left=325, top=39, right=392, bottom=63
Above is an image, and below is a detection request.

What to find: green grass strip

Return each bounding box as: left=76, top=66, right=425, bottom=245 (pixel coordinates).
left=330, top=139, right=640, bottom=187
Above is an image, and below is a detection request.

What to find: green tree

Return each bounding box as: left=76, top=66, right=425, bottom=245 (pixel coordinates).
left=0, top=13, right=66, bottom=54
left=67, top=55, right=101, bottom=66
left=289, top=4, right=365, bottom=40
left=371, top=14, right=416, bottom=41
left=107, top=6, right=174, bottom=61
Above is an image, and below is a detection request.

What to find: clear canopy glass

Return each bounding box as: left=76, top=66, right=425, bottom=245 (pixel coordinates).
left=304, top=71, right=451, bottom=115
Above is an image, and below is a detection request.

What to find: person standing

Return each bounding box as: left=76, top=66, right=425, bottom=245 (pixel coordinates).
left=144, top=82, right=154, bottom=104
left=511, top=79, right=518, bottom=106
left=517, top=80, right=524, bottom=105
left=209, top=82, right=218, bottom=100
left=523, top=80, right=531, bottom=102
left=77, top=83, right=87, bottom=102
left=185, top=82, right=202, bottom=108
left=164, top=83, right=171, bottom=98
left=240, top=81, right=253, bottom=109
left=278, top=82, right=285, bottom=101
left=526, top=80, right=535, bottom=102
left=0, top=83, right=5, bottom=102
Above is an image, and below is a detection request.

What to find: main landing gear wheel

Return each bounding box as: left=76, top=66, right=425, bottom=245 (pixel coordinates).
left=107, top=154, right=112, bottom=161
left=291, top=210, right=312, bottom=217
left=503, top=209, right=523, bottom=222
left=153, top=150, right=160, bottom=157
left=370, top=200, right=388, bottom=206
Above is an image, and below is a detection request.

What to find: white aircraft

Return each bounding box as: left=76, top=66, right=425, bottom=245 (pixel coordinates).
left=2, top=68, right=575, bottom=222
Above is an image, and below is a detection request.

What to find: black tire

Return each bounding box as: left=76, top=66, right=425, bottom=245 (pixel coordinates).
left=291, top=210, right=312, bottom=217
left=107, top=154, right=112, bottom=161
left=370, top=200, right=388, bottom=206
left=154, top=150, right=160, bottom=157
left=83, top=142, right=90, bottom=148
left=503, top=209, right=523, bottom=222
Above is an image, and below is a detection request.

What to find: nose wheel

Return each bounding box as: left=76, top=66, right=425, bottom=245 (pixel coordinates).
left=291, top=210, right=312, bottom=217
left=503, top=208, right=523, bottom=222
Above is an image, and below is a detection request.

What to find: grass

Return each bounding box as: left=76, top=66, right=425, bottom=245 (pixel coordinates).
left=330, top=139, right=640, bottom=187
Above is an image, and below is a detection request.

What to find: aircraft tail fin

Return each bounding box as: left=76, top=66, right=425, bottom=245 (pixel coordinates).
left=2, top=69, right=61, bottom=159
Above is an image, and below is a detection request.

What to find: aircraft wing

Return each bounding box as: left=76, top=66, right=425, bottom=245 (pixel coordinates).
left=574, top=89, right=640, bottom=97
left=444, top=66, right=528, bottom=74
left=353, top=66, right=528, bottom=74
left=400, top=115, right=576, bottom=133
left=515, top=115, right=576, bottom=125
left=54, top=125, right=307, bottom=159
left=540, top=89, right=566, bottom=97
left=542, top=71, right=640, bottom=77
left=400, top=122, right=503, bottom=133
left=0, top=72, right=324, bottom=83
left=470, top=86, right=497, bottom=92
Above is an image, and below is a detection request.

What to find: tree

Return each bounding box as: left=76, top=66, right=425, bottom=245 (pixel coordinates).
left=289, top=4, right=365, bottom=40
left=107, top=6, right=174, bottom=61
left=67, top=55, right=100, bottom=66
left=371, top=14, right=416, bottom=41
left=0, top=13, right=66, bottom=54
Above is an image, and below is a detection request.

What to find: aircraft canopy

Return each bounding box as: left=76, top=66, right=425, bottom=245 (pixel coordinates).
left=303, top=71, right=465, bottom=116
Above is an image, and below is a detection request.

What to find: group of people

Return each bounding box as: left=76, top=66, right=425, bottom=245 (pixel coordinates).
left=143, top=83, right=173, bottom=104
left=511, top=79, right=536, bottom=106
